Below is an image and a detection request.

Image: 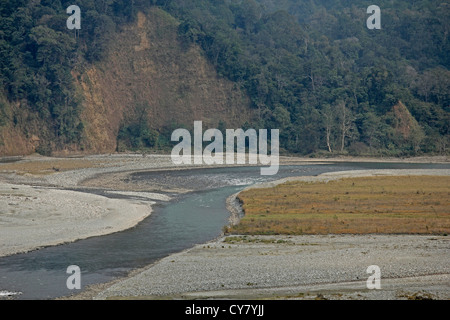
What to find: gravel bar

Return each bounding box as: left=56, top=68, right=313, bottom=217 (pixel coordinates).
left=94, top=234, right=450, bottom=300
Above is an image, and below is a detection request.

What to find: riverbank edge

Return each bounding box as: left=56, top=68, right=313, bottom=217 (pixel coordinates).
left=0, top=183, right=154, bottom=258
left=224, top=168, right=450, bottom=232
left=90, top=233, right=450, bottom=300
left=69, top=167, right=450, bottom=300
left=0, top=154, right=448, bottom=299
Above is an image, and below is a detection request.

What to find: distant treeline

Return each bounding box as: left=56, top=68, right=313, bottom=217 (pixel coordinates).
left=165, top=0, right=450, bottom=156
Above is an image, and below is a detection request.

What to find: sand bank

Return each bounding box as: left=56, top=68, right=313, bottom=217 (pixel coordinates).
left=0, top=154, right=180, bottom=257
left=0, top=183, right=152, bottom=257
left=0, top=154, right=448, bottom=299
left=91, top=168, right=450, bottom=300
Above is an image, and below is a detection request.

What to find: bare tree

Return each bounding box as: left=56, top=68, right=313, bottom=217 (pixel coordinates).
left=321, top=105, right=334, bottom=153
left=338, top=101, right=354, bottom=152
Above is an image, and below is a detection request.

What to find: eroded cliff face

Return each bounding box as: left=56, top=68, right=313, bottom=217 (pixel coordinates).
left=387, top=101, right=423, bottom=141
left=0, top=8, right=253, bottom=156
left=76, top=9, right=253, bottom=154
left=0, top=95, right=51, bottom=157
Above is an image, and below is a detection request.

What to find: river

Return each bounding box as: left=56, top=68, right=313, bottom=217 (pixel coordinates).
left=0, top=162, right=448, bottom=299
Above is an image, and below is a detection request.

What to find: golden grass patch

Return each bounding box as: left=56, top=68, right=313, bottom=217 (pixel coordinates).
left=229, top=176, right=450, bottom=235
left=0, top=159, right=106, bottom=175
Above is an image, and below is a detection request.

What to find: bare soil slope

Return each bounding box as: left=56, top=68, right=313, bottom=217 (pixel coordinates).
left=77, top=8, right=253, bottom=154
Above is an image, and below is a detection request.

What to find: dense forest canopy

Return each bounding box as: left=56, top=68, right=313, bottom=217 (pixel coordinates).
left=0, top=0, right=449, bottom=156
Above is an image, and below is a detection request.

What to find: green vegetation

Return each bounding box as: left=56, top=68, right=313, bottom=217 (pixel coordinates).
left=117, top=102, right=159, bottom=151
left=0, top=1, right=448, bottom=156
left=1, top=2, right=79, bottom=147
left=166, top=0, right=449, bottom=156
left=0, top=0, right=138, bottom=151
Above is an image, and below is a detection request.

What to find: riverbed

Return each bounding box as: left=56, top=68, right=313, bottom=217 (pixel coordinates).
left=0, top=155, right=449, bottom=299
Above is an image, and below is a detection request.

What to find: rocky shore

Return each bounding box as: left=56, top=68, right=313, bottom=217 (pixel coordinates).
left=0, top=183, right=153, bottom=257
left=1, top=154, right=449, bottom=299
left=90, top=168, right=450, bottom=300
left=0, top=154, right=179, bottom=257
left=93, top=234, right=450, bottom=300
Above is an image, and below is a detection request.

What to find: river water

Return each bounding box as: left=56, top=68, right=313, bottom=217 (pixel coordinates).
left=0, top=162, right=448, bottom=299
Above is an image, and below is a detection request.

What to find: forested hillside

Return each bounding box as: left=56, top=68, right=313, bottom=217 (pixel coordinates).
left=0, top=0, right=449, bottom=156
left=0, top=0, right=138, bottom=154
left=168, top=0, right=449, bottom=156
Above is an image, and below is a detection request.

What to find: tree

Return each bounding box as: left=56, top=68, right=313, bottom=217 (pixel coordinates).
left=321, top=104, right=336, bottom=153
left=337, top=101, right=355, bottom=153
left=231, top=0, right=262, bottom=33
left=359, top=111, right=382, bottom=150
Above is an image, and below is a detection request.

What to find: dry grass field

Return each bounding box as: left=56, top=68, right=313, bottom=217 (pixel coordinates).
left=229, top=176, right=450, bottom=235
left=0, top=158, right=107, bottom=175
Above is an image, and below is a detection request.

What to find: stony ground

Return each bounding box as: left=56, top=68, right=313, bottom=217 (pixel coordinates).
left=93, top=234, right=450, bottom=300
left=0, top=154, right=179, bottom=257
left=1, top=154, right=449, bottom=299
